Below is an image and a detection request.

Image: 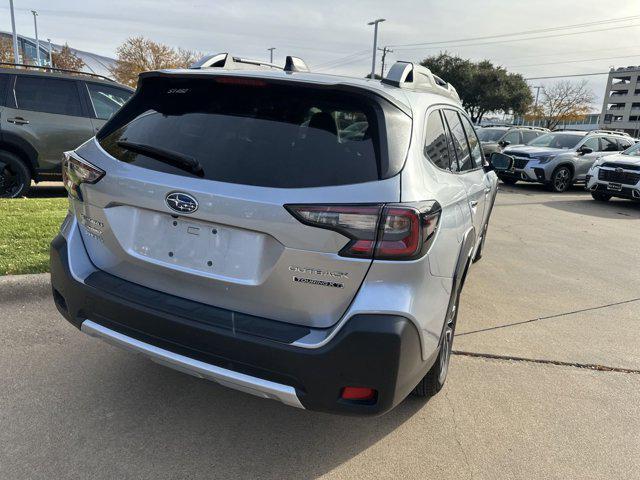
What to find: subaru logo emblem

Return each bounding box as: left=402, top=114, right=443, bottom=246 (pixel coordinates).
left=165, top=192, right=198, bottom=214
left=615, top=167, right=624, bottom=173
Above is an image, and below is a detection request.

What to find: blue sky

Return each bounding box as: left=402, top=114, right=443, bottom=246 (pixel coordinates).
left=2, top=0, right=639, bottom=109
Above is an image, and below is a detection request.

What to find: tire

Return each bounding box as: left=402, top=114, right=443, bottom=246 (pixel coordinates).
left=547, top=166, right=572, bottom=193
left=411, top=271, right=462, bottom=397
left=0, top=151, right=31, bottom=198
left=591, top=192, right=611, bottom=202
left=500, top=177, right=518, bottom=185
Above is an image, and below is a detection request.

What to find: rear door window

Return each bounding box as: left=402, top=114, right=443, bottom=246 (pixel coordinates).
left=14, top=76, right=82, bottom=116
left=423, top=110, right=452, bottom=170
left=502, top=130, right=520, bottom=145
left=599, top=136, right=618, bottom=152
left=442, top=110, right=473, bottom=171
left=86, top=83, right=132, bottom=120
left=98, top=78, right=409, bottom=188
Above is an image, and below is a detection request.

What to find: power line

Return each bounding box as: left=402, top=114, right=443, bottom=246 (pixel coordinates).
left=510, top=53, right=640, bottom=69
left=524, top=72, right=610, bottom=80
left=388, top=15, right=640, bottom=48
left=312, top=49, right=370, bottom=69
left=391, top=23, right=640, bottom=53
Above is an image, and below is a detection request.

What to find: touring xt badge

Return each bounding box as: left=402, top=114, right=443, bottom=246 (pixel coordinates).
left=289, top=265, right=347, bottom=289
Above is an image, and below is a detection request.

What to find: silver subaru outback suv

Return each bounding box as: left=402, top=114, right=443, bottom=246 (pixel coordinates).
left=50, top=58, right=501, bottom=415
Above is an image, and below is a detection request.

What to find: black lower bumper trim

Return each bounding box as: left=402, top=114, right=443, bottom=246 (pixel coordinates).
left=593, top=183, right=640, bottom=200
left=50, top=234, right=433, bottom=415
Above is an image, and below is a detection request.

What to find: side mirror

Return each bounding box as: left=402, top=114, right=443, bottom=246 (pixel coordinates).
left=578, top=146, right=593, bottom=155
left=487, top=152, right=514, bottom=172
left=498, top=140, right=511, bottom=148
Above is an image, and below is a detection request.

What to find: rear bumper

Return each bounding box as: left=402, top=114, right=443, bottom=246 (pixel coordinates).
left=50, top=233, right=434, bottom=416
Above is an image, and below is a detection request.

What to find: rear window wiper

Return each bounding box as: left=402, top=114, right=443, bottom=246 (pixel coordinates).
left=116, top=140, right=204, bottom=177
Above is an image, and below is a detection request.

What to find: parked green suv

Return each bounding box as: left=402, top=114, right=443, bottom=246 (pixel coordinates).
left=0, top=67, right=133, bottom=198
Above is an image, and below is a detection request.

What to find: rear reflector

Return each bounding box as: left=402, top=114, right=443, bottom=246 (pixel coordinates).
left=285, top=201, right=441, bottom=260
left=341, top=387, right=377, bottom=401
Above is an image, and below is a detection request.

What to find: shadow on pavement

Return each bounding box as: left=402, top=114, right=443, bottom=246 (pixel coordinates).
left=544, top=197, right=640, bottom=220
left=52, top=351, right=427, bottom=479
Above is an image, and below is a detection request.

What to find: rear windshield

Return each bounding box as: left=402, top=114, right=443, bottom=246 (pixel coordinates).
left=98, top=76, right=409, bottom=188
left=528, top=133, right=584, bottom=149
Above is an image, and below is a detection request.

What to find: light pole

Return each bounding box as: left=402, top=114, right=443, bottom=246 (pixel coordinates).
left=31, top=10, right=40, bottom=66
left=267, top=47, right=275, bottom=64
left=9, top=0, right=20, bottom=64
left=367, top=18, right=385, bottom=79
left=47, top=38, right=52, bottom=66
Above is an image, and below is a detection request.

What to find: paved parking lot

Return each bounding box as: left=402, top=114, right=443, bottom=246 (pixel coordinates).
left=1, top=184, right=639, bottom=479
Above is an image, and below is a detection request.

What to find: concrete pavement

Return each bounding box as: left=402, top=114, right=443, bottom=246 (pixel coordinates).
left=1, top=185, right=639, bottom=479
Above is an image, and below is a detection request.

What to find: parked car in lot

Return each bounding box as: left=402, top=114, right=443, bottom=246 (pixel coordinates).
left=50, top=58, right=505, bottom=415
left=587, top=141, right=640, bottom=202
left=0, top=66, right=133, bottom=198
left=476, top=125, right=548, bottom=160
left=498, top=130, right=635, bottom=192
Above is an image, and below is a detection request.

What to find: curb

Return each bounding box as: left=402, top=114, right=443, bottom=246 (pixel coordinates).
left=0, top=273, right=51, bottom=303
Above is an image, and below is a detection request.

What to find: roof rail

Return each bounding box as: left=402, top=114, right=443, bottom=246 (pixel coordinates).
left=381, top=61, right=460, bottom=102
left=190, top=53, right=310, bottom=73
left=0, top=62, right=115, bottom=82
left=588, top=129, right=631, bottom=137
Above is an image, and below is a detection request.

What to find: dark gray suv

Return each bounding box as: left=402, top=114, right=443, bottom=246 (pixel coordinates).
left=0, top=67, right=132, bottom=198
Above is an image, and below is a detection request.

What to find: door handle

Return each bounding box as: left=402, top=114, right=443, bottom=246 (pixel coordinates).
left=7, top=117, right=29, bottom=125
left=484, top=187, right=491, bottom=194
left=470, top=200, right=479, bottom=208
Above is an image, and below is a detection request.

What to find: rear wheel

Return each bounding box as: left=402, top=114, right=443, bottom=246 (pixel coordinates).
left=591, top=192, right=611, bottom=202
left=548, top=166, right=572, bottom=193
left=0, top=151, right=31, bottom=198
left=412, top=276, right=461, bottom=397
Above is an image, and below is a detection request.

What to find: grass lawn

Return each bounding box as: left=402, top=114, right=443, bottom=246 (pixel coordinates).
left=0, top=197, right=68, bottom=275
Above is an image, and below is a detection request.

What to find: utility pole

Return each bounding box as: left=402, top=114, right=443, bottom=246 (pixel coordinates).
left=378, top=46, right=393, bottom=78
left=532, top=85, right=543, bottom=110
left=31, top=10, right=40, bottom=65
left=267, top=47, right=275, bottom=64
left=367, top=18, right=385, bottom=79
left=9, top=0, right=20, bottom=64
left=47, top=38, right=52, bottom=66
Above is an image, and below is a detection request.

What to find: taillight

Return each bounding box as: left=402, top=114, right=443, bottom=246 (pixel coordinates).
left=62, top=151, right=104, bottom=201
left=285, top=201, right=440, bottom=260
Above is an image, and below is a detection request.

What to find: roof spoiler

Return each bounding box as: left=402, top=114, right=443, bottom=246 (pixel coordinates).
left=381, top=61, right=460, bottom=102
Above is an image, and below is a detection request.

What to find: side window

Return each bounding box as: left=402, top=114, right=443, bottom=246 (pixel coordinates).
left=442, top=110, right=472, bottom=171
left=582, top=137, right=599, bottom=151
left=502, top=130, right=520, bottom=145
left=599, top=137, right=618, bottom=152
left=86, top=83, right=132, bottom=120
left=616, top=138, right=633, bottom=151
left=423, top=110, right=452, bottom=170
left=460, top=114, right=482, bottom=168
left=14, top=76, right=82, bottom=116
left=521, top=130, right=539, bottom=144
left=0, top=74, right=8, bottom=107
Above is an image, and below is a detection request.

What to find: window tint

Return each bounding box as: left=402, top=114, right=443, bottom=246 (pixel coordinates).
left=424, top=110, right=452, bottom=170
left=98, top=79, right=403, bottom=188
left=14, top=76, right=82, bottom=116
left=0, top=74, right=9, bottom=107
left=442, top=110, right=472, bottom=171
left=86, top=83, right=132, bottom=120
left=522, top=130, right=540, bottom=144
left=460, top=115, right=482, bottom=168
left=502, top=130, right=520, bottom=145
left=599, top=137, right=618, bottom=152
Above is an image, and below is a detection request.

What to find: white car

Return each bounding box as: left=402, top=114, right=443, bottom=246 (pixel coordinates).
left=50, top=58, right=503, bottom=415
left=586, top=141, right=640, bottom=202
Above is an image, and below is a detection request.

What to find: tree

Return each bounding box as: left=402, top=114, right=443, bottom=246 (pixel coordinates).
left=51, top=43, right=85, bottom=71
left=110, top=36, right=201, bottom=87
left=420, top=53, right=533, bottom=123
left=0, top=37, right=17, bottom=65
left=528, top=80, right=594, bottom=130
